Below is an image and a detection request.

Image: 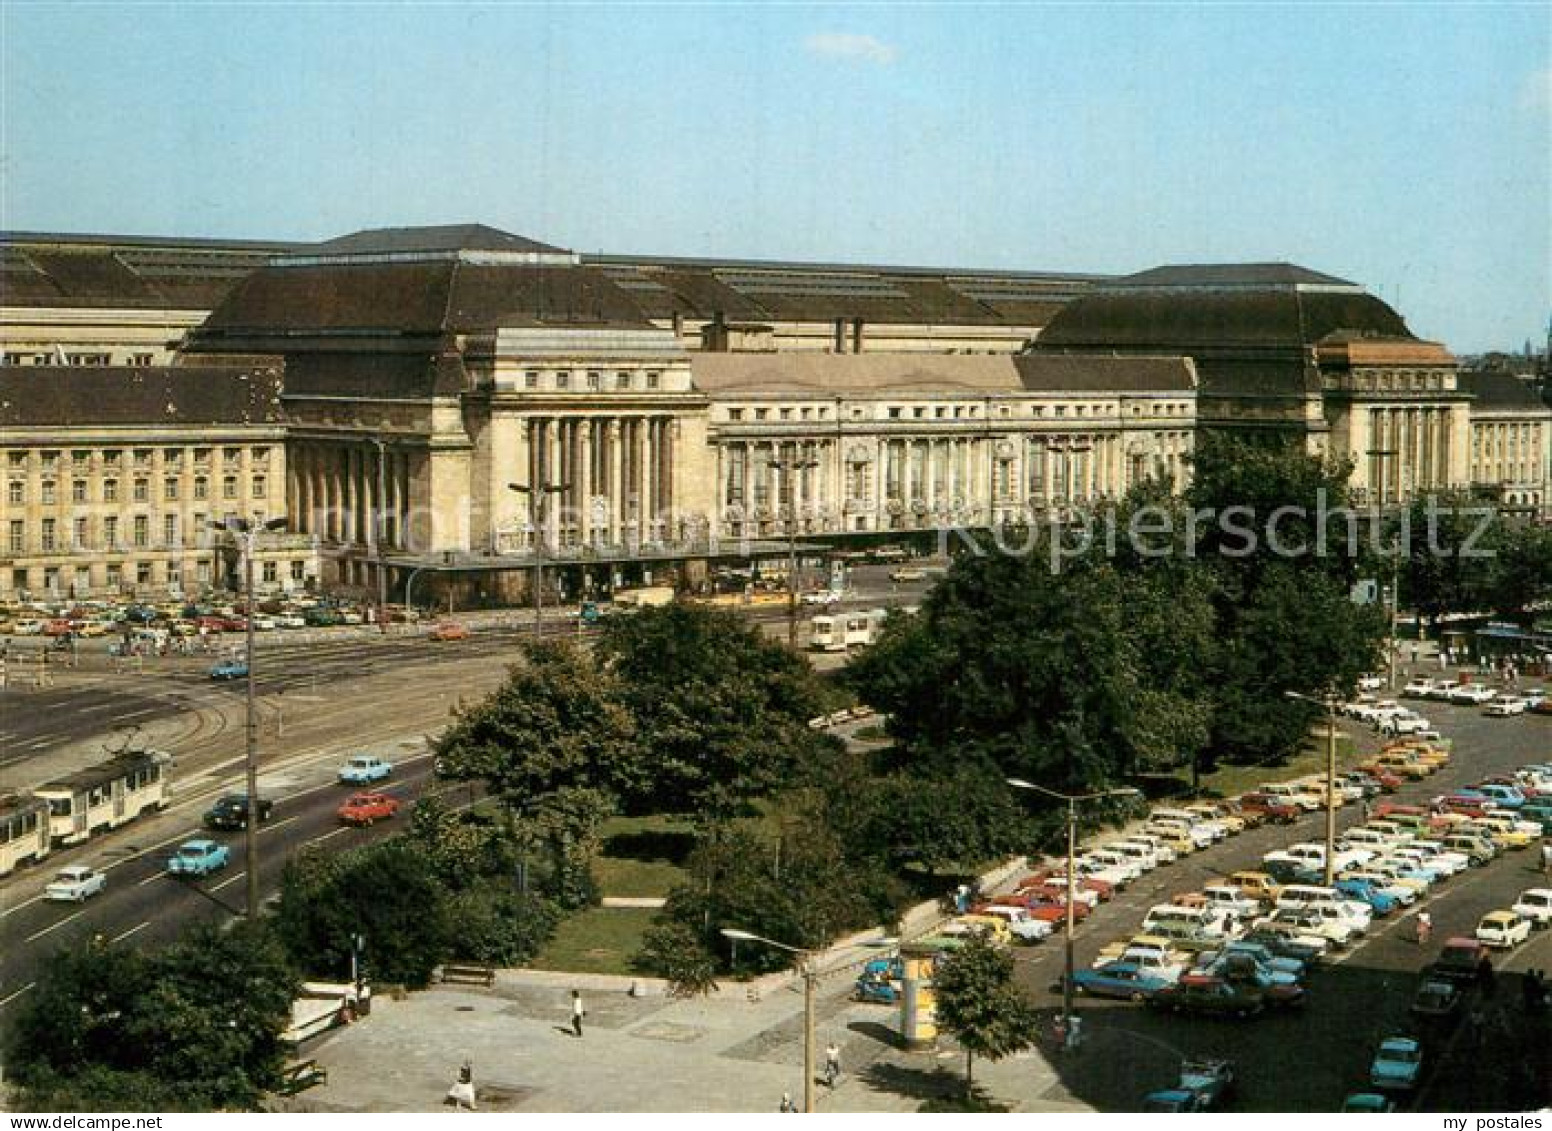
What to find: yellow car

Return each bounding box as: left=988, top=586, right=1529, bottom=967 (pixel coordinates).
left=1227, top=871, right=1283, bottom=904
left=76, top=620, right=111, bottom=637
left=1143, top=825, right=1197, bottom=856
left=943, top=915, right=1012, bottom=947
left=1187, top=803, right=1246, bottom=834
left=1468, top=818, right=1533, bottom=850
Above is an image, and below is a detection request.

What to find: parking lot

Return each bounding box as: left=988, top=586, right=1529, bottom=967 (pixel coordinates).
left=997, top=695, right=1550, bottom=1111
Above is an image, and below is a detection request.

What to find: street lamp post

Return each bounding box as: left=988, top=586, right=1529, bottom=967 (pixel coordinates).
left=1285, top=690, right=1339, bottom=886
left=209, top=515, right=286, bottom=920
left=509, top=481, right=569, bottom=636
left=721, top=927, right=816, bottom=1112
left=768, top=453, right=820, bottom=648
left=1006, top=779, right=1140, bottom=1034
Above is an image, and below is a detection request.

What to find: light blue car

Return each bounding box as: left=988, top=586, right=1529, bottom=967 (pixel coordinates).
left=338, top=755, right=393, bottom=784
left=1369, top=1037, right=1423, bottom=1091
left=167, top=839, right=230, bottom=877
left=1336, top=879, right=1399, bottom=917
left=1475, top=784, right=1525, bottom=810
left=1222, top=940, right=1306, bottom=980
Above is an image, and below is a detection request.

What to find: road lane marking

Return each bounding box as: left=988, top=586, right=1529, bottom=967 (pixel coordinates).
left=0, top=982, right=36, bottom=1009
left=138, top=870, right=168, bottom=887
left=211, top=871, right=247, bottom=892
left=310, top=827, right=353, bottom=844
left=25, top=908, right=86, bottom=942
left=259, top=814, right=303, bottom=835
left=112, top=921, right=149, bottom=943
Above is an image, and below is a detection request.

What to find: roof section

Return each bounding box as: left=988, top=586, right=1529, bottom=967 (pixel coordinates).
left=0, top=362, right=284, bottom=428
left=1, top=233, right=282, bottom=310
left=1460, top=369, right=1550, bottom=413
left=690, top=352, right=1194, bottom=396
left=308, top=224, right=565, bottom=257
left=1115, top=263, right=1359, bottom=289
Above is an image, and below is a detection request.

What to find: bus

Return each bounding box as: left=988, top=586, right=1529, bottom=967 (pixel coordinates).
left=33, top=751, right=170, bottom=847
left=810, top=614, right=844, bottom=652
left=0, top=793, right=51, bottom=877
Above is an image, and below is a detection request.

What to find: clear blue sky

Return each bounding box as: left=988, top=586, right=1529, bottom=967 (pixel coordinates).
left=2, top=2, right=1548, bottom=353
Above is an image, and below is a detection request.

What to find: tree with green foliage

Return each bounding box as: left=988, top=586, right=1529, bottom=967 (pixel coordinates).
left=635, top=920, right=720, bottom=998
left=6, top=922, right=297, bottom=1112
left=275, top=841, right=451, bottom=987
left=932, top=932, right=1039, bottom=1096
left=598, top=603, right=838, bottom=823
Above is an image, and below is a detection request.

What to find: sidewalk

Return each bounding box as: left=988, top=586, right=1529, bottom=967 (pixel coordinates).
left=280, top=968, right=1095, bottom=1114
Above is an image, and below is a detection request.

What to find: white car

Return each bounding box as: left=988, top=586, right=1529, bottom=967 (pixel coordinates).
left=1404, top=841, right=1470, bottom=876
left=1484, top=698, right=1527, bottom=717
left=45, top=864, right=108, bottom=902
left=1103, top=841, right=1159, bottom=873
left=1074, top=857, right=1132, bottom=888
left=251, top=615, right=279, bottom=631
left=1118, top=835, right=1178, bottom=865
left=978, top=905, right=1057, bottom=943
left=800, top=591, right=840, bottom=606
left=1448, top=684, right=1496, bottom=705
left=1380, top=712, right=1432, bottom=737
left=1475, top=911, right=1532, bottom=949
left=1085, top=850, right=1143, bottom=882
left=1199, top=884, right=1260, bottom=920
left=277, top=614, right=307, bottom=629
left=1357, top=674, right=1385, bottom=692
left=1402, top=678, right=1438, bottom=698
left=1255, top=907, right=1357, bottom=947
left=1511, top=888, right=1552, bottom=928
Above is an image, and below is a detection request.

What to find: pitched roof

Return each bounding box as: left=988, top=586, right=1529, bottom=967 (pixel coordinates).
left=1, top=235, right=280, bottom=310
left=0, top=362, right=284, bottom=428
left=304, top=224, right=567, bottom=257
left=1460, top=369, right=1550, bottom=413
left=1115, top=263, right=1358, bottom=288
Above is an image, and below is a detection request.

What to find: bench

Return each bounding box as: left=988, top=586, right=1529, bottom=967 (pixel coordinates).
left=440, top=963, right=496, bottom=987
left=277, top=1059, right=328, bottom=1095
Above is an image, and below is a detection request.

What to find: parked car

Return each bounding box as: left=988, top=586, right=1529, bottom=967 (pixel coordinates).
left=167, top=839, right=231, bottom=877
left=1239, top=927, right=1327, bottom=965
left=1237, top=793, right=1300, bottom=824
left=1447, top=683, right=1496, bottom=705
left=1151, top=973, right=1300, bottom=1017
left=203, top=793, right=275, bottom=830
left=974, top=904, right=1056, bottom=943
left=1369, top=1037, right=1423, bottom=1091
left=1428, top=937, right=1490, bottom=984
left=1142, top=1059, right=1235, bottom=1112
left=1511, top=888, right=1552, bottom=928
left=1070, top=961, right=1173, bottom=1002
left=338, top=755, right=393, bottom=784
left=44, top=864, right=107, bottom=902
left=1410, top=978, right=1463, bottom=1019
left=337, top=791, right=402, bottom=826
left=209, top=659, right=249, bottom=680
left=1342, top=1093, right=1396, bottom=1113
left=1475, top=910, right=1532, bottom=949
left=429, top=621, right=470, bottom=642
left=1485, top=697, right=1528, bottom=717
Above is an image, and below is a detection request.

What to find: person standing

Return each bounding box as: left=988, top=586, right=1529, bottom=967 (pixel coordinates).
left=1541, top=841, right=1552, bottom=880
left=571, top=989, right=585, bottom=1038
left=1416, top=911, right=1431, bottom=945
left=824, top=1042, right=841, bottom=1087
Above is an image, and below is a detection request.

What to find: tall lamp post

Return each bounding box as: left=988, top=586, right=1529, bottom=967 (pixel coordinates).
left=768, top=453, right=820, bottom=647
left=509, top=481, right=569, bottom=636
left=721, top=928, right=817, bottom=1113
left=1366, top=448, right=1410, bottom=691
left=209, top=514, right=287, bottom=920
left=1006, top=779, right=1139, bottom=1033
left=1285, top=690, right=1340, bottom=886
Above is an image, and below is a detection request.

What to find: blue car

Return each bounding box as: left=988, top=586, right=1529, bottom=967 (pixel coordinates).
left=167, top=839, right=230, bottom=877
left=1475, top=784, right=1525, bottom=810
left=209, top=659, right=249, bottom=680
left=1222, top=940, right=1306, bottom=980
left=1336, top=879, right=1399, bottom=917
left=1071, top=961, right=1172, bottom=1001
left=1342, top=1093, right=1395, bottom=1112
left=1198, top=952, right=1300, bottom=989
left=1369, top=1037, right=1423, bottom=1091
left=338, top=755, right=393, bottom=784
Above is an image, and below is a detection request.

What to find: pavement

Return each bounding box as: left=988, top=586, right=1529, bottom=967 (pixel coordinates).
left=280, top=967, right=1092, bottom=1114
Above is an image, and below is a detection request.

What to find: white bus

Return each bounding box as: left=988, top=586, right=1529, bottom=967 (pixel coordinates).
left=809, top=614, right=844, bottom=652
left=0, top=793, right=51, bottom=877
left=33, top=752, right=170, bottom=847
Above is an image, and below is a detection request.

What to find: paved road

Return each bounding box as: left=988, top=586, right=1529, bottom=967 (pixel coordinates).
left=0, top=753, right=466, bottom=1013
left=1006, top=697, right=1551, bottom=1112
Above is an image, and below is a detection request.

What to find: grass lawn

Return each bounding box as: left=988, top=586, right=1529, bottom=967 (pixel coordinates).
left=529, top=907, right=659, bottom=976
left=594, top=814, right=694, bottom=898
left=1192, top=732, right=1360, bottom=799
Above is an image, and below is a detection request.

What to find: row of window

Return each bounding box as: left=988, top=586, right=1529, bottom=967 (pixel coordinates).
left=522, top=370, right=664, bottom=391
left=6, top=446, right=269, bottom=472
left=1, top=351, right=155, bottom=367
left=7, top=475, right=269, bottom=507
left=11, top=558, right=307, bottom=592
left=7, top=511, right=269, bottom=554
left=722, top=401, right=1192, bottom=423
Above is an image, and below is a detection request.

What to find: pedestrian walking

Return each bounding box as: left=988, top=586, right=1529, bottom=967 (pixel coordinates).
left=571, top=989, right=585, bottom=1038
left=779, top=1093, right=796, bottom=1113
left=1541, top=842, right=1552, bottom=879
left=445, top=1060, right=477, bottom=1110
left=1360, top=799, right=1371, bottom=823
left=1415, top=911, right=1432, bottom=945
left=823, top=1042, right=841, bottom=1087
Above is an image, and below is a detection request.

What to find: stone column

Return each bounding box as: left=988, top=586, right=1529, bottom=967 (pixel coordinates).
left=608, top=419, right=624, bottom=544
left=577, top=419, right=593, bottom=544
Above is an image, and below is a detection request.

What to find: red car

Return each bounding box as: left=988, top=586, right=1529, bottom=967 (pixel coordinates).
left=1432, top=794, right=1495, bottom=819
left=337, top=791, right=401, bottom=826
left=1238, top=793, right=1300, bottom=824
left=1004, top=891, right=1092, bottom=923
left=1375, top=801, right=1427, bottom=819
left=1020, top=868, right=1115, bottom=901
